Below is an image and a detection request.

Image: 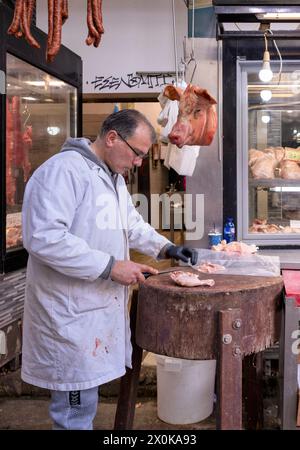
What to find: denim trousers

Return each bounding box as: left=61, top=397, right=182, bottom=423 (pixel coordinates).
left=49, top=386, right=99, bottom=430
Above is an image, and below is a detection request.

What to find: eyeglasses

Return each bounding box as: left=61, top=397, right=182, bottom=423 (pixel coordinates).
left=115, top=131, right=149, bottom=160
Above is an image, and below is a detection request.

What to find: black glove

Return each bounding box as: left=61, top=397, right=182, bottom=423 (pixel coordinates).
left=165, top=245, right=198, bottom=265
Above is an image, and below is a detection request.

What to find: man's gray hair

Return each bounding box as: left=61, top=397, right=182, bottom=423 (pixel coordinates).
left=99, top=109, right=156, bottom=143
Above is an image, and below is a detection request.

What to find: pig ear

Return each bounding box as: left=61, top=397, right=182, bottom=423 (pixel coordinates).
left=193, top=86, right=217, bottom=105
left=163, top=84, right=183, bottom=101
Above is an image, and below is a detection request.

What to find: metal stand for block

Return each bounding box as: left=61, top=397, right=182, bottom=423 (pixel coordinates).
left=279, top=270, right=300, bottom=430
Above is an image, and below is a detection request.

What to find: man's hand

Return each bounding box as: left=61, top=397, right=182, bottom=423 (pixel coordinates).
left=110, top=261, right=158, bottom=286
left=165, top=245, right=198, bottom=265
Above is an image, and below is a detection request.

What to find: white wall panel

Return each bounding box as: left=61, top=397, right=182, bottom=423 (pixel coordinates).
left=37, top=0, right=187, bottom=93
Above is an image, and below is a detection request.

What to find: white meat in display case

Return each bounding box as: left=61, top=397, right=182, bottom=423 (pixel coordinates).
left=249, top=146, right=300, bottom=179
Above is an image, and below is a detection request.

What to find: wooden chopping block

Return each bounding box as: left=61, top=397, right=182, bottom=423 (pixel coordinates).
left=136, top=268, right=283, bottom=360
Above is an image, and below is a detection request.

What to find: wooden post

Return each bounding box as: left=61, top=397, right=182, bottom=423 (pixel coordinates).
left=216, top=308, right=243, bottom=430
left=243, top=352, right=264, bottom=429
left=114, top=289, right=143, bottom=430
left=279, top=295, right=299, bottom=430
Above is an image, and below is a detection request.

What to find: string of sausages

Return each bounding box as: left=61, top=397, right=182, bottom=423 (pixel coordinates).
left=6, top=0, right=105, bottom=62
left=86, top=0, right=104, bottom=47
left=7, top=0, right=40, bottom=49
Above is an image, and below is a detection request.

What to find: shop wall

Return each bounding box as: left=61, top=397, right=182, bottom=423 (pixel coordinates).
left=36, top=0, right=187, bottom=94
left=133, top=103, right=169, bottom=196
left=184, top=38, right=222, bottom=248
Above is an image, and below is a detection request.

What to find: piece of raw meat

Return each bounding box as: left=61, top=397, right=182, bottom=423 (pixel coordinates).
left=169, top=271, right=215, bottom=287
left=280, top=160, right=300, bottom=179
left=248, top=149, right=265, bottom=166
left=195, top=262, right=226, bottom=273
left=212, top=240, right=258, bottom=254
left=250, top=152, right=277, bottom=179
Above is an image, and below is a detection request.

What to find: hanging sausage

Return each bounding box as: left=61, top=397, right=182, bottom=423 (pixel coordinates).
left=46, top=0, right=63, bottom=62
left=86, top=0, right=104, bottom=47
left=7, top=0, right=105, bottom=62
left=6, top=99, right=16, bottom=207
left=7, top=0, right=40, bottom=49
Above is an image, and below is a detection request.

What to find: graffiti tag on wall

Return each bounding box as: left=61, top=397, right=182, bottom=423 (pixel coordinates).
left=90, top=72, right=175, bottom=91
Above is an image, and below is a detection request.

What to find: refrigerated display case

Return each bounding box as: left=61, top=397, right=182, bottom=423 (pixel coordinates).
left=5, top=54, right=78, bottom=253
left=223, top=38, right=300, bottom=248
left=0, top=2, right=82, bottom=368
left=237, top=60, right=300, bottom=246
left=0, top=2, right=82, bottom=273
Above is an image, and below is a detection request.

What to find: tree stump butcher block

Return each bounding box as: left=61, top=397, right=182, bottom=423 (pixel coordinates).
left=114, top=268, right=284, bottom=430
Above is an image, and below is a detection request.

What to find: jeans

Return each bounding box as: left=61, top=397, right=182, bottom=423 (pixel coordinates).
left=49, top=386, right=99, bottom=430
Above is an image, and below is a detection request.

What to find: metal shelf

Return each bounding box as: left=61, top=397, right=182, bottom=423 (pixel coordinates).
left=249, top=178, right=300, bottom=188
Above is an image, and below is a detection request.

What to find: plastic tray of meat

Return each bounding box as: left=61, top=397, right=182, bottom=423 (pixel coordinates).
left=191, top=248, right=280, bottom=277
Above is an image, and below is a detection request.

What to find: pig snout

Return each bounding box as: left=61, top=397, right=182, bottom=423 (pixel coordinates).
left=168, top=121, right=191, bottom=148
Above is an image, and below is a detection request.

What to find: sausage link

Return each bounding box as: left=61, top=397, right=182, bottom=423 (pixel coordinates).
left=87, top=0, right=99, bottom=39
left=27, top=0, right=35, bottom=26
left=62, top=0, right=69, bottom=25
left=47, top=0, right=63, bottom=61
left=46, top=0, right=54, bottom=62
left=22, top=0, right=40, bottom=48
left=7, top=0, right=23, bottom=35
left=85, top=34, right=94, bottom=46
left=92, top=0, right=104, bottom=34
left=93, top=33, right=102, bottom=48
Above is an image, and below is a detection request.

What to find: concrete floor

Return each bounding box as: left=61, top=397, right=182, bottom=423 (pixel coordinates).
left=0, top=357, right=280, bottom=431
left=0, top=396, right=216, bottom=430
left=0, top=352, right=217, bottom=431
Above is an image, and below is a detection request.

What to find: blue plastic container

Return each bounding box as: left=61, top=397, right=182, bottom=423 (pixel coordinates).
left=208, top=231, right=222, bottom=247
left=223, top=217, right=236, bottom=243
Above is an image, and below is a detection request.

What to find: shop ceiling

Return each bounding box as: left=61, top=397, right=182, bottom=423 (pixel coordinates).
left=212, top=1, right=300, bottom=39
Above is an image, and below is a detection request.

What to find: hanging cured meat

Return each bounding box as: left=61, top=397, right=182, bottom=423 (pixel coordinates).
left=11, top=96, right=23, bottom=172
left=46, top=0, right=63, bottom=62
left=10, top=97, right=32, bottom=184
left=6, top=100, right=16, bottom=206
left=7, top=0, right=104, bottom=62
left=163, top=84, right=218, bottom=147
left=7, top=0, right=40, bottom=48
left=86, top=0, right=105, bottom=47
left=22, top=125, right=32, bottom=182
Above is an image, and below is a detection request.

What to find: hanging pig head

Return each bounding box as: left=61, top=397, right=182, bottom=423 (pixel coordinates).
left=163, top=84, right=217, bottom=147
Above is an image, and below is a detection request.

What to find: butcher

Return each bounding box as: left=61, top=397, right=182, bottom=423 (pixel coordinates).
left=21, top=109, right=197, bottom=430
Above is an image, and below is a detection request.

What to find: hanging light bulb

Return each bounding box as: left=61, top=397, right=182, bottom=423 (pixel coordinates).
left=261, top=114, right=270, bottom=124
left=259, top=32, right=273, bottom=82
left=259, top=51, right=273, bottom=82
left=260, top=89, right=272, bottom=101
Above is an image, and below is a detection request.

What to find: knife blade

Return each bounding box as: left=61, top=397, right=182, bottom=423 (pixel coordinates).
left=142, top=264, right=197, bottom=279
left=142, top=267, right=178, bottom=279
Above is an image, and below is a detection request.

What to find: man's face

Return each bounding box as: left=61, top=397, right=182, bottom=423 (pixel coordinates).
left=108, top=123, right=152, bottom=175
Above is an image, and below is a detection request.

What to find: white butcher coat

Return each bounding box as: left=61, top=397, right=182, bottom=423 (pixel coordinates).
left=21, top=147, right=170, bottom=391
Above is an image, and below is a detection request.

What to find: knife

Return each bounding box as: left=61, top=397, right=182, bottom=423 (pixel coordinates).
left=142, top=264, right=197, bottom=279
left=142, top=267, right=178, bottom=279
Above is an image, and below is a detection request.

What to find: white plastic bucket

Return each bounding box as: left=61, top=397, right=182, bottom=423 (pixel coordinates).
left=155, top=355, right=216, bottom=425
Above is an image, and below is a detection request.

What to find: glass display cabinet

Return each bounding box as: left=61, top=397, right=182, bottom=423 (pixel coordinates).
left=0, top=2, right=82, bottom=369
left=222, top=38, right=300, bottom=248
left=0, top=3, right=82, bottom=272
left=237, top=60, right=300, bottom=246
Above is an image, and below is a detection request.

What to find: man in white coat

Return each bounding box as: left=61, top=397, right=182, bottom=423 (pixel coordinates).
left=21, top=109, right=197, bottom=430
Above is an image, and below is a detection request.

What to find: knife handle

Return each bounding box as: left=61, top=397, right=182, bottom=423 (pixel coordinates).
left=142, top=272, right=152, bottom=279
